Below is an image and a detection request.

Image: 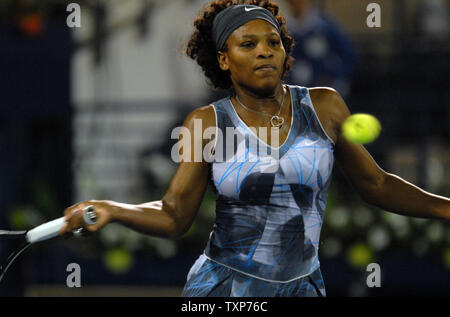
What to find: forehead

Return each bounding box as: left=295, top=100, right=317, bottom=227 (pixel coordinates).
left=229, top=19, right=280, bottom=39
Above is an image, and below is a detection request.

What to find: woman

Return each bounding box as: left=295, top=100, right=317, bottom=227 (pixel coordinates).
left=60, top=0, right=450, bottom=297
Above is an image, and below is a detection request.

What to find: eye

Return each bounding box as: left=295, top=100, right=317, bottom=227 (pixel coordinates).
left=269, top=39, right=281, bottom=47
left=240, top=41, right=255, bottom=48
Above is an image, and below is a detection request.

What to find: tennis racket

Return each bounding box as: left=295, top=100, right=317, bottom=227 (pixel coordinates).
left=0, top=205, right=97, bottom=283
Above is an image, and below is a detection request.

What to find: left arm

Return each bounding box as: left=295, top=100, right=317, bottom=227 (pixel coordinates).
left=366, top=173, right=450, bottom=220
left=317, top=88, right=450, bottom=220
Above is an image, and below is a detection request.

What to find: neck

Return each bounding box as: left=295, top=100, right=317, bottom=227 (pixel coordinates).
left=234, top=83, right=285, bottom=112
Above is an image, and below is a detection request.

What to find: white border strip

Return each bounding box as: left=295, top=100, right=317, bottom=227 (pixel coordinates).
left=209, top=104, right=219, bottom=156
left=305, top=89, right=336, bottom=145
left=204, top=253, right=319, bottom=284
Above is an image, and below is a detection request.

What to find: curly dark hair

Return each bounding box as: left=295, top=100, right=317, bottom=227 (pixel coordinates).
left=186, top=0, right=294, bottom=90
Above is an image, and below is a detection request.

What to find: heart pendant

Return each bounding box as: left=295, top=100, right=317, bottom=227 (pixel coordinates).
left=271, top=115, right=284, bottom=127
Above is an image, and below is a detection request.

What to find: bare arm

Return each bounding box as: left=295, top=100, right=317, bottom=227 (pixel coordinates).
left=60, top=105, right=217, bottom=238
left=366, top=173, right=450, bottom=220
left=313, top=88, right=450, bottom=220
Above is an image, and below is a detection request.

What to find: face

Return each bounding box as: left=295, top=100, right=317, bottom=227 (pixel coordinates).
left=218, top=19, right=286, bottom=96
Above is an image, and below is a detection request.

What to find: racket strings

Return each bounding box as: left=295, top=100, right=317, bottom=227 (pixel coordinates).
left=0, top=243, right=31, bottom=283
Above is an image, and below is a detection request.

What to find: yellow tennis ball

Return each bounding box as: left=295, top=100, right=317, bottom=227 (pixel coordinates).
left=342, top=113, right=381, bottom=144
left=103, top=247, right=134, bottom=274
left=347, top=243, right=373, bottom=268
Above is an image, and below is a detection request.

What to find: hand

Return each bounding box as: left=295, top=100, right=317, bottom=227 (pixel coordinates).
left=59, top=200, right=113, bottom=237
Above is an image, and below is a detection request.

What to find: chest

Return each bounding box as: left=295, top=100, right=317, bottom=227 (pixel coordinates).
left=232, top=112, right=292, bottom=149
left=211, top=129, right=334, bottom=201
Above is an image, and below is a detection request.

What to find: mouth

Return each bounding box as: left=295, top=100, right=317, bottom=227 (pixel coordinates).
left=254, top=64, right=277, bottom=71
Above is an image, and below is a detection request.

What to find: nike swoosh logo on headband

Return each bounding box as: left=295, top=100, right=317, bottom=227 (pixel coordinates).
left=245, top=6, right=262, bottom=12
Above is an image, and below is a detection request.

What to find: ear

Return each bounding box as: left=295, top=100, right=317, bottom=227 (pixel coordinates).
left=217, top=51, right=229, bottom=71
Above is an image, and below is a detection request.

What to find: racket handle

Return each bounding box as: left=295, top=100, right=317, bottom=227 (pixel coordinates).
left=26, top=217, right=66, bottom=244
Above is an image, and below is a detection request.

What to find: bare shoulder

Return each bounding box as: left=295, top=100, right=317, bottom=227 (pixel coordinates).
left=308, top=87, right=338, bottom=101
left=308, top=87, right=350, bottom=119
left=308, top=87, right=351, bottom=143
left=183, top=104, right=216, bottom=130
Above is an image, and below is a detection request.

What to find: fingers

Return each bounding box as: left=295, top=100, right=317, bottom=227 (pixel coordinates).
left=59, top=203, right=90, bottom=236
left=85, top=217, right=107, bottom=232
left=59, top=201, right=110, bottom=237
left=59, top=222, right=68, bottom=236
left=60, top=226, right=74, bottom=239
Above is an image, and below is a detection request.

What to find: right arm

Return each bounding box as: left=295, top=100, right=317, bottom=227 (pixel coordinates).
left=59, top=105, right=216, bottom=239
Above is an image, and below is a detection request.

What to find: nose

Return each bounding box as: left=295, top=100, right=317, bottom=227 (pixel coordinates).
left=256, top=42, right=273, bottom=59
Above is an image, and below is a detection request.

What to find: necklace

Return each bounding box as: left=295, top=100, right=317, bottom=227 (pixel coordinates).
left=234, top=86, right=286, bottom=128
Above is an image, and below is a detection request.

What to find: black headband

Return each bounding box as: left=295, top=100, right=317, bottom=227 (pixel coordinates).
left=212, top=4, right=281, bottom=51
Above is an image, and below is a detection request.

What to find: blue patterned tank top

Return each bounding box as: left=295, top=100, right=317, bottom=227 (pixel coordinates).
left=204, top=85, right=335, bottom=282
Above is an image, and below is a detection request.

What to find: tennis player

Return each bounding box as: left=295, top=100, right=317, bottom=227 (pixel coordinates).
left=60, top=0, right=450, bottom=297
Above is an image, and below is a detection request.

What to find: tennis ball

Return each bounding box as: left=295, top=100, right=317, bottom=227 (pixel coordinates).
left=342, top=113, right=381, bottom=144
left=443, top=248, right=450, bottom=269
left=9, top=209, right=28, bottom=229
left=347, top=243, right=373, bottom=268
left=103, top=247, right=134, bottom=274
